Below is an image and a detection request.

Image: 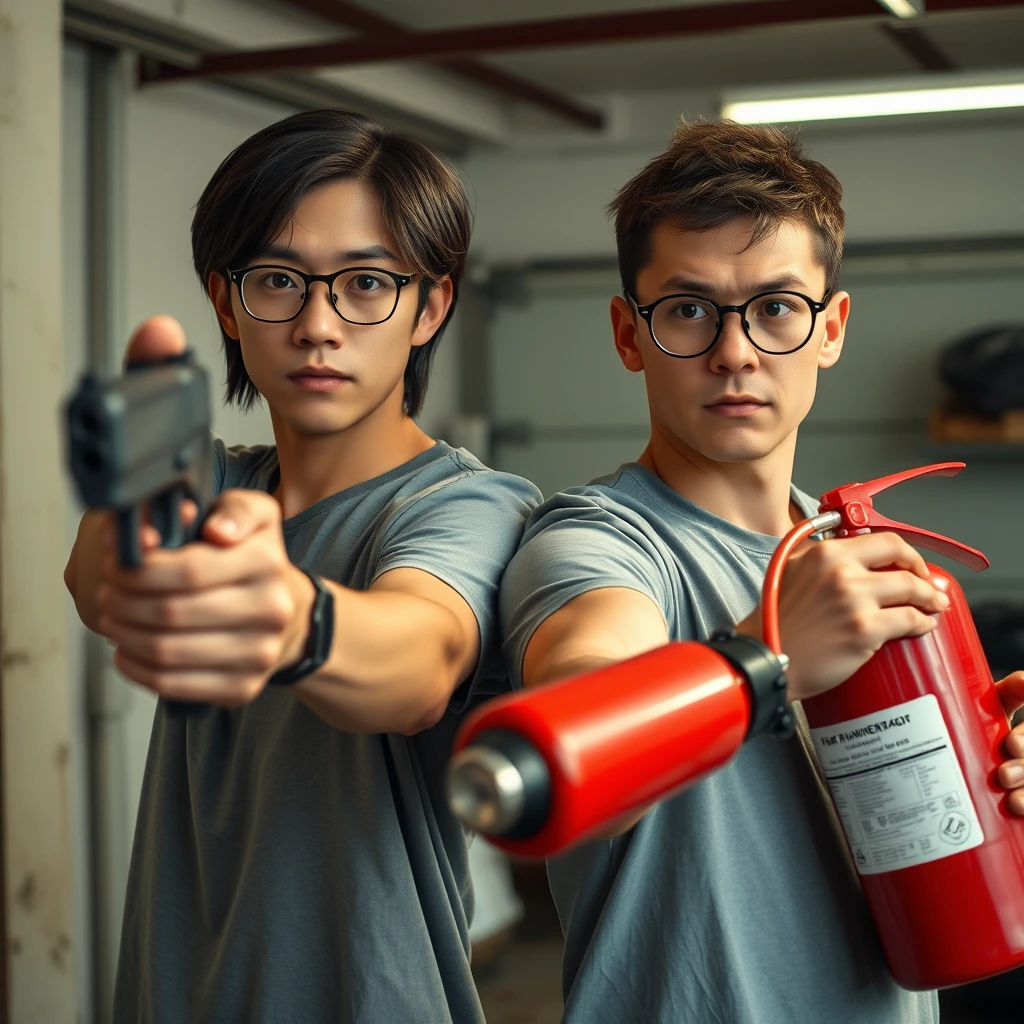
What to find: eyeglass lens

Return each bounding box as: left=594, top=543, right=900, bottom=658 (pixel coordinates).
left=239, top=267, right=402, bottom=324
left=650, top=293, right=816, bottom=355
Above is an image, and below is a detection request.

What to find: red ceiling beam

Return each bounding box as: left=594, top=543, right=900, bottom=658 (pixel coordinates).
left=137, top=0, right=1024, bottom=87
left=138, top=0, right=885, bottom=84
left=281, top=0, right=604, bottom=130
left=925, top=0, right=1024, bottom=8
left=879, top=0, right=1024, bottom=73
left=881, top=24, right=958, bottom=70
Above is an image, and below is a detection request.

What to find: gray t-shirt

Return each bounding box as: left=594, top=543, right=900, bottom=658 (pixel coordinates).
left=500, top=463, right=938, bottom=1024
left=114, top=440, right=541, bottom=1024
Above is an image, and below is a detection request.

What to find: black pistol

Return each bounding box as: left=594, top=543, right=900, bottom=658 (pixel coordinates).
left=66, top=350, right=214, bottom=566
left=66, top=350, right=215, bottom=715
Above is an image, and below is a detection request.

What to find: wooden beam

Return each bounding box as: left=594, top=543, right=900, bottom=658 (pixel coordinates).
left=138, top=0, right=883, bottom=84
left=281, top=0, right=604, bottom=130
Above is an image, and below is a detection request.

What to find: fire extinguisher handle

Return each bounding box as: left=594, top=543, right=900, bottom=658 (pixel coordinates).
left=818, top=461, right=990, bottom=573
left=868, top=517, right=990, bottom=572
left=821, top=462, right=966, bottom=503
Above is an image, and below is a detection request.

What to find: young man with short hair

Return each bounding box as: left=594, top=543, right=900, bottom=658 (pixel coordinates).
left=65, top=109, right=540, bottom=1023
left=500, top=119, right=1024, bottom=1022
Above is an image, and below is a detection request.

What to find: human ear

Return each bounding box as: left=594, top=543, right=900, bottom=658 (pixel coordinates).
left=208, top=271, right=241, bottom=341
left=410, top=277, right=454, bottom=349
left=818, top=291, right=850, bottom=370
left=611, top=296, right=645, bottom=373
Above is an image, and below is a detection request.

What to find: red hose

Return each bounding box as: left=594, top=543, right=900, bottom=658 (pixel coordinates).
left=761, top=518, right=825, bottom=656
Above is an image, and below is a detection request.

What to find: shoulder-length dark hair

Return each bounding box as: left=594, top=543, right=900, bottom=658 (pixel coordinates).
left=191, top=109, right=471, bottom=417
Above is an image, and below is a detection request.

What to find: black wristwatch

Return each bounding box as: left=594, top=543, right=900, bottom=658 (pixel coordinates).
left=267, top=571, right=335, bottom=686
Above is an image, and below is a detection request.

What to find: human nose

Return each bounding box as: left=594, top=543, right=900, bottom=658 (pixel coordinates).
left=709, top=309, right=759, bottom=373
left=291, top=280, right=342, bottom=348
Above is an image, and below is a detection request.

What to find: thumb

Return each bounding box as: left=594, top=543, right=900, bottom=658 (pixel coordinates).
left=996, top=670, right=1024, bottom=717
left=201, top=489, right=281, bottom=546
left=122, top=315, right=188, bottom=369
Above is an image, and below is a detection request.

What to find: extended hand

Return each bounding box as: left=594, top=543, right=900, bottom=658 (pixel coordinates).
left=97, top=489, right=314, bottom=707
left=996, top=671, right=1024, bottom=816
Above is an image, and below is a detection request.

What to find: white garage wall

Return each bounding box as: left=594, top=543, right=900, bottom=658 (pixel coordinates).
left=466, top=106, right=1024, bottom=606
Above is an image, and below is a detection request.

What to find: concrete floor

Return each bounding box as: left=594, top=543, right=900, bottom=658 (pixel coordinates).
left=475, top=935, right=564, bottom=1024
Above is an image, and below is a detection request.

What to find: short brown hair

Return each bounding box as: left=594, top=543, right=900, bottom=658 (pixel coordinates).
left=192, top=109, right=471, bottom=417
left=610, top=118, right=844, bottom=298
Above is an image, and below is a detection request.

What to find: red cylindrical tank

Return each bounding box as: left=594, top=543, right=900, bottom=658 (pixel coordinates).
left=455, top=641, right=752, bottom=858
left=803, top=566, right=1024, bottom=989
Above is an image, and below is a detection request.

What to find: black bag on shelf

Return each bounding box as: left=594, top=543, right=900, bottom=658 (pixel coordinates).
left=939, top=324, right=1024, bottom=417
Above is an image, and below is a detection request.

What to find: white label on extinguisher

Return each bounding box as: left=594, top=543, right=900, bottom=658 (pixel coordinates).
left=809, top=694, right=983, bottom=875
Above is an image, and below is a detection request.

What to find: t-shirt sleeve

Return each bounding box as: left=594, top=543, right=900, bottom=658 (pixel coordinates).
left=499, top=493, right=673, bottom=690
left=370, top=465, right=542, bottom=713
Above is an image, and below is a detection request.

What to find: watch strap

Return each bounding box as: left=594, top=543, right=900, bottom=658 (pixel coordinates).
left=267, top=571, right=334, bottom=686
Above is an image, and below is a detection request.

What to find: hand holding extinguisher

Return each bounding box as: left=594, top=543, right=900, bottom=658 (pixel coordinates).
left=447, top=462, right=1024, bottom=989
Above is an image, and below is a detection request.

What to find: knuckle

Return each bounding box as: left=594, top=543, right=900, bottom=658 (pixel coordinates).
left=146, top=634, right=175, bottom=665
left=149, top=674, right=178, bottom=700
left=241, top=676, right=266, bottom=703
left=828, top=560, right=857, bottom=593
left=252, top=638, right=280, bottom=672
left=810, top=540, right=838, bottom=567
left=156, top=600, right=181, bottom=628
left=266, top=590, right=294, bottom=629
left=265, top=544, right=290, bottom=575
left=848, top=611, right=874, bottom=645
left=908, top=609, right=934, bottom=634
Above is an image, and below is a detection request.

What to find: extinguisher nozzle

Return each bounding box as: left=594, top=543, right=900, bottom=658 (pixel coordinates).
left=446, top=729, right=552, bottom=839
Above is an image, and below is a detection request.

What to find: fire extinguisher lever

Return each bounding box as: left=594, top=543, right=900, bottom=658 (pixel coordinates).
left=818, top=462, right=990, bottom=572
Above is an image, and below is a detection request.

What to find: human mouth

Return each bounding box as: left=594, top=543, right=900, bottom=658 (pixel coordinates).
left=288, top=367, right=352, bottom=391
left=705, top=395, right=770, bottom=417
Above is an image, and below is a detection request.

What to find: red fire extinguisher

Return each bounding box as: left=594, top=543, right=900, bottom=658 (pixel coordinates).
left=796, top=464, right=1024, bottom=989
left=446, top=462, right=1024, bottom=989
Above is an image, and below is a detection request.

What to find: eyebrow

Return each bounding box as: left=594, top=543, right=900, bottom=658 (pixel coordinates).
left=656, top=273, right=809, bottom=296
left=257, top=243, right=402, bottom=264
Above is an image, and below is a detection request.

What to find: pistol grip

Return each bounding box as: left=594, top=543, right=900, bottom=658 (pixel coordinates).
left=116, top=507, right=143, bottom=568
left=151, top=486, right=186, bottom=549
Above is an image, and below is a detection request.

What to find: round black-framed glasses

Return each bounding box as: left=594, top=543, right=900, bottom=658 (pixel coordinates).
left=628, top=290, right=832, bottom=358
left=228, top=264, right=416, bottom=326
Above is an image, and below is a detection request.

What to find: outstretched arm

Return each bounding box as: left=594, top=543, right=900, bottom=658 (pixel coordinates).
left=516, top=530, right=950, bottom=838
left=94, top=488, right=482, bottom=735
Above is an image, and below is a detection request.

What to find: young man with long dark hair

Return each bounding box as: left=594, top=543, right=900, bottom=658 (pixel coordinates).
left=65, top=109, right=540, bottom=1023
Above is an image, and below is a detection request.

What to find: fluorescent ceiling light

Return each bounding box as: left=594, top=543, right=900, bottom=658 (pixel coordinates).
left=723, top=75, right=1024, bottom=124
left=876, top=0, right=923, bottom=18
